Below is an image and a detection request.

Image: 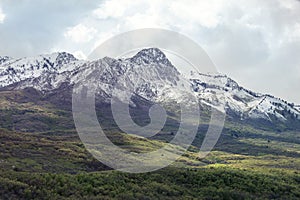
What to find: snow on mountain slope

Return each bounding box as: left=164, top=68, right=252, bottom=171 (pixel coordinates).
left=190, top=73, right=300, bottom=121
left=0, top=52, right=84, bottom=87
left=0, top=56, right=12, bottom=65
left=0, top=48, right=299, bottom=123
left=71, top=49, right=191, bottom=104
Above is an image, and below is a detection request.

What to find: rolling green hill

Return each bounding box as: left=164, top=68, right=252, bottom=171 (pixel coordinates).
left=0, top=88, right=299, bottom=199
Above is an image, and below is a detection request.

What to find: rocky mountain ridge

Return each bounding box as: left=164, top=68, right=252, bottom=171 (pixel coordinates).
left=0, top=48, right=299, bottom=125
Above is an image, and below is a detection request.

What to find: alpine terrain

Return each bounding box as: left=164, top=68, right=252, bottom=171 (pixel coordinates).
left=0, top=48, right=299, bottom=199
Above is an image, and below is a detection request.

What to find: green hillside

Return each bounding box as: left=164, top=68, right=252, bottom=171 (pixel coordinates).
left=0, top=88, right=299, bottom=199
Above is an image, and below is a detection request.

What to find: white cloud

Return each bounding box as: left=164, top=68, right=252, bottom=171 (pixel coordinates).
left=73, top=50, right=87, bottom=60
left=169, top=0, right=226, bottom=28
left=92, top=0, right=227, bottom=29
left=124, top=12, right=169, bottom=29
left=93, top=0, right=140, bottom=19
left=287, top=23, right=300, bottom=42
left=64, top=23, right=97, bottom=43
left=0, top=8, right=5, bottom=23
left=279, top=0, right=300, bottom=10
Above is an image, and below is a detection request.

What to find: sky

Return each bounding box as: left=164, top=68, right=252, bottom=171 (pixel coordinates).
left=0, top=0, right=299, bottom=103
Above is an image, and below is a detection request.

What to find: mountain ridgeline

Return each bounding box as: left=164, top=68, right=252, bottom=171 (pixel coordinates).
left=0, top=48, right=299, bottom=131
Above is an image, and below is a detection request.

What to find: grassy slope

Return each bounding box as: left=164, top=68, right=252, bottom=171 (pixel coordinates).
left=0, top=89, right=300, bottom=199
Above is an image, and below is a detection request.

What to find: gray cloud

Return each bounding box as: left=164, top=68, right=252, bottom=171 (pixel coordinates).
left=0, top=0, right=101, bottom=57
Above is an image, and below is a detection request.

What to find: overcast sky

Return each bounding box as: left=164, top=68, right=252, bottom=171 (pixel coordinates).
left=0, top=0, right=299, bottom=104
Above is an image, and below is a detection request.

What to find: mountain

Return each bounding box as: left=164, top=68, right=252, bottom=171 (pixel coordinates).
left=0, top=48, right=299, bottom=130
left=0, top=48, right=300, bottom=199
left=190, top=73, right=300, bottom=122
left=0, top=52, right=84, bottom=89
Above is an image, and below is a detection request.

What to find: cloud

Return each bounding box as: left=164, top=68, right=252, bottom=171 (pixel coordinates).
left=64, top=23, right=97, bottom=43
left=0, top=0, right=101, bottom=57
left=0, top=7, right=5, bottom=23
left=93, top=0, right=136, bottom=19
left=73, top=50, right=87, bottom=60
left=169, top=0, right=225, bottom=28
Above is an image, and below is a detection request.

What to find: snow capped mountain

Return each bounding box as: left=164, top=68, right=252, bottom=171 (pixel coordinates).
left=0, top=52, right=84, bottom=88
left=0, top=56, right=12, bottom=65
left=71, top=48, right=188, bottom=104
left=295, top=105, right=300, bottom=112
left=129, top=48, right=173, bottom=66
left=0, top=48, right=299, bottom=124
left=190, top=73, right=300, bottom=121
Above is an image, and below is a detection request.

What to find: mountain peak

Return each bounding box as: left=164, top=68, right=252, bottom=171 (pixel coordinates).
left=136, top=47, right=166, bottom=57
left=0, top=51, right=83, bottom=88
left=130, top=48, right=173, bottom=66
left=55, top=52, right=77, bottom=59
left=0, top=56, right=12, bottom=65
left=53, top=52, right=78, bottom=66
